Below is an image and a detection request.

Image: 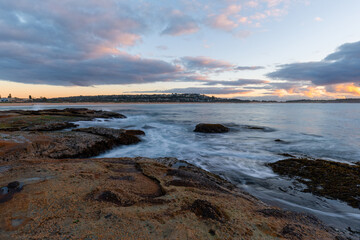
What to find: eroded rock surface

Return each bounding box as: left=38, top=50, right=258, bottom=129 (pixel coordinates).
left=0, top=157, right=340, bottom=239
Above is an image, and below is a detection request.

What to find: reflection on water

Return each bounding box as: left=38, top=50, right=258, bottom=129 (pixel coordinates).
left=1, top=103, right=360, bottom=230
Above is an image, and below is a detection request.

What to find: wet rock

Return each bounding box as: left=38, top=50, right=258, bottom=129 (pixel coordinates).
left=274, top=139, right=285, bottom=143
left=0, top=108, right=126, bottom=132
left=190, top=199, right=228, bottom=223
left=125, top=130, right=145, bottom=136
left=28, top=131, right=115, bottom=159
left=24, top=122, right=78, bottom=131
left=244, top=125, right=275, bottom=132
left=73, top=127, right=141, bottom=145
left=194, top=123, right=229, bottom=133
left=7, top=181, right=20, bottom=189
left=0, top=181, right=23, bottom=203
left=5, top=108, right=126, bottom=119
left=278, top=153, right=296, bottom=158
left=269, top=158, right=360, bottom=209
left=246, top=126, right=265, bottom=130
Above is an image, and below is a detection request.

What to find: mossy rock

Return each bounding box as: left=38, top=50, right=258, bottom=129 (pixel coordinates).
left=269, top=158, right=360, bottom=209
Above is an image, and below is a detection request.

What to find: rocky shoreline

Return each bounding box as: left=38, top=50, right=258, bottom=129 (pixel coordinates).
left=0, top=108, right=354, bottom=239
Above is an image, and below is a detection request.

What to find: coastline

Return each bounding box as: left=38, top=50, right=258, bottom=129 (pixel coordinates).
left=1, top=101, right=360, bottom=107
left=0, top=108, right=357, bottom=239
left=0, top=102, right=267, bottom=106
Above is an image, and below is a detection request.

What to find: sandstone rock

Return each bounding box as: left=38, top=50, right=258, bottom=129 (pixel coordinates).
left=0, top=108, right=126, bottom=132
left=194, top=123, right=229, bottom=133
left=24, top=122, right=78, bottom=131
left=0, top=157, right=341, bottom=239
left=73, top=127, right=141, bottom=145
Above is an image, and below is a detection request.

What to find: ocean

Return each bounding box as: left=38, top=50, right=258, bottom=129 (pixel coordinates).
left=2, top=103, right=360, bottom=230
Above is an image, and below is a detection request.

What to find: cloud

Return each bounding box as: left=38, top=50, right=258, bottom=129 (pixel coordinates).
left=204, top=79, right=269, bottom=86
left=128, top=87, right=252, bottom=95
left=208, top=14, right=239, bottom=31
left=235, top=66, right=265, bottom=70
left=326, top=83, right=360, bottom=96
left=314, top=17, right=323, bottom=22
left=161, top=12, right=199, bottom=36
left=267, top=41, right=360, bottom=85
left=180, top=56, right=234, bottom=71
left=0, top=48, right=185, bottom=86
left=0, top=0, right=300, bottom=88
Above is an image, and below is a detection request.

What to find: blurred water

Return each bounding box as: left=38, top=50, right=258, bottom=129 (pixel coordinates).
left=1, top=103, right=360, bottom=231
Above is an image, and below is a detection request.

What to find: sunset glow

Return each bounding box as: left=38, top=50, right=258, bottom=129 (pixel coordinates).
left=0, top=0, right=360, bottom=99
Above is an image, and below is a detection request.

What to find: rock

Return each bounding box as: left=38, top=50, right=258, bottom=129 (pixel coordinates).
left=0, top=108, right=126, bottom=132
left=190, top=199, right=228, bottom=223
left=0, top=157, right=340, bottom=239
left=24, top=122, right=78, bottom=131
left=268, top=158, right=360, bottom=209
left=246, top=126, right=265, bottom=130
left=7, top=181, right=20, bottom=189
left=8, top=108, right=126, bottom=119
left=245, top=125, right=275, bottom=132
left=125, top=130, right=145, bottom=136
left=96, top=191, right=134, bottom=207
left=274, top=139, right=285, bottom=142
left=73, top=127, right=141, bottom=145
left=194, top=123, right=229, bottom=133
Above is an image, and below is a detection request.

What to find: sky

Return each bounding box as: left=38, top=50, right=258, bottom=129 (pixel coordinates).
left=0, top=0, right=360, bottom=100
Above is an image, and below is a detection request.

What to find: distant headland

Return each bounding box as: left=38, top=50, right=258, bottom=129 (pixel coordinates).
left=1, top=93, right=360, bottom=104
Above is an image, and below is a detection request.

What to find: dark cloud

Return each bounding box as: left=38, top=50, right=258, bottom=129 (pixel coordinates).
left=0, top=1, right=265, bottom=87
left=204, top=79, right=269, bottom=86
left=0, top=52, right=184, bottom=86
left=235, top=66, right=265, bottom=70
left=128, top=87, right=251, bottom=95
left=267, top=41, right=360, bottom=85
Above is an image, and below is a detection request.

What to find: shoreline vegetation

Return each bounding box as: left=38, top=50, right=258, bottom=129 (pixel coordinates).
left=0, top=108, right=358, bottom=239
left=1, top=93, right=360, bottom=105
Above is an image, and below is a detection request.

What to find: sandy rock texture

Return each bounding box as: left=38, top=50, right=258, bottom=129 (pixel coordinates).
left=0, top=157, right=341, bottom=240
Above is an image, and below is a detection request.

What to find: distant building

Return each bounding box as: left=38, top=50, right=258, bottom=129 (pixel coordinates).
left=0, top=98, right=9, bottom=102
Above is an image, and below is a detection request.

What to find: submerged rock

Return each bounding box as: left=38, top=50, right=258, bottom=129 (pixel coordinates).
left=194, top=123, right=229, bottom=133
left=269, top=158, right=360, bottom=209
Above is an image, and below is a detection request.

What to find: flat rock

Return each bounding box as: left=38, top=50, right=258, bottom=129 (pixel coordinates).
left=0, top=157, right=340, bottom=239
left=0, top=108, right=125, bottom=131
left=73, top=127, right=141, bottom=145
